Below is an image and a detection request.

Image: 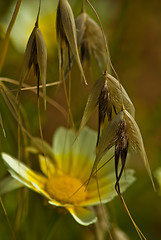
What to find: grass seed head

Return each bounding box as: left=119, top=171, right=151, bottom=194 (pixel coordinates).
left=79, top=71, right=135, bottom=142
left=89, top=109, right=155, bottom=191
left=75, top=12, right=108, bottom=73
left=19, top=24, right=47, bottom=109
left=56, top=0, right=87, bottom=84
left=115, top=118, right=129, bottom=193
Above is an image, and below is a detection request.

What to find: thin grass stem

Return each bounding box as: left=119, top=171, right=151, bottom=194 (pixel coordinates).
left=0, top=78, right=68, bottom=120
left=95, top=168, right=113, bottom=240
left=0, top=0, right=22, bottom=73
left=62, top=71, right=75, bottom=130
left=0, top=197, right=16, bottom=240
left=86, top=0, right=124, bottom=108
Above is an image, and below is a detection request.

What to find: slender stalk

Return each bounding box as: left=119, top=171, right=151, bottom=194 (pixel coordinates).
left=68, top=155, right=114, bottom=201
left=37, top=96, right=49, bottom=176
left=0, top=78, right=68, bottom=120
left=0, top=0, right=22, bottom=73
left=118, top=194, right=147, bottom=240
left=0, top=197, right=16, bottom=240
left=42, top=212, right=59, bottom=240
left=95, top=170, right=113, bottom=240
left=82, top=0, right=85, bottom=12
left=35, top=0, right=41, bottom=27
left=68, top=70, right=71, bottom=113
left=62, top=71, right=75, bottom=130
left=18, top=95, right=21, bottom=160
left=0, top=112, right=6, bottom=137
left=86, top=0, right=124, bottom=107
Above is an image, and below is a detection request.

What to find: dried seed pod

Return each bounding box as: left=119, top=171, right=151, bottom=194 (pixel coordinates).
left=79, top=72, right=135, bottom=137
left=79, top=73, right=106, bottom=136
left=115, top=118, right=129, bottom=193
left=19, top=21, right=47, bottom=109
left=123, top=109, right=155, bottom=190
left=97, top=79, right=112, bottom=145
left=87, top=109, right=155, bottom=191
left=75, top=12, right=108, bottom=73
left=56, top=0, right=87, bottom=84
left=107, top=74, right=135, bottom=118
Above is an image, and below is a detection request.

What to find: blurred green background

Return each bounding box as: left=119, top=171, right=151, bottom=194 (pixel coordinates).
left=0, top=0, right=161, bottom=239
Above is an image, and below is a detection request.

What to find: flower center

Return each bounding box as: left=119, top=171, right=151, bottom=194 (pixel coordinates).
left=46, top=174, right=87, bottom=205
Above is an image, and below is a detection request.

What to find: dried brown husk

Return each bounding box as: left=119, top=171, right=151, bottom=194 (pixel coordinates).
left=123, top=109, right=155, bottom=190
left=19, top=25, right=47, bottom=109
left=79, top=72, right=135, bottom=134
left=79, top=73, right=106, bottom=135
left=107, top=74, right=135, bottom=118
left=56, top=0, right=87, bottom=84
left=90, top=111, right=124, bottom=179
left=88, top=109, right=155, bottom=190
left=75, top=12, right=108, bottom=72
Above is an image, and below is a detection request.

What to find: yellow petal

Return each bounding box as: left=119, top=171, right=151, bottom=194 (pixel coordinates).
left=48, top=200, right=64, bottom=207
left=39, top=155, right=55, bottom=177
left=31, top=137, right=56, bottom=163
left=88, top=111, right=124, bottom=185
left=2, top=153, right=47, bottom=194
left=81, top=169, right=135, bottom=206
left=52, top=127, right=96, bottom=178
left=52, top=127, right=75, bottom=173
left=67, top=206, right=97, bottom=226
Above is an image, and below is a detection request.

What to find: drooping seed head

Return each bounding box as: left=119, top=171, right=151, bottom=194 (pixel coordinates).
left=19, top=24, right=47, bottom=109
left=56, top=0, right=87, bottom=84
left=79, top=72, right=135, bottom=135
left=87, top=109, right=155, bottom=191
left=75, top=12, right=108, bottom=73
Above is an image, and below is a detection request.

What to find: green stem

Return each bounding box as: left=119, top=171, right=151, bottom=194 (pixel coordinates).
left=35, top=0, right=41, bottom=27
left=0, top=0, right=22, bottom=73
left=42, top=212, right=59, bottom=240
left=82, top=0, right=85, bottom=12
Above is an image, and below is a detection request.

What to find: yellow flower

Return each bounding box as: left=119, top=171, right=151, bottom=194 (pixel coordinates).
left=2, top=127, right=135, bottom=226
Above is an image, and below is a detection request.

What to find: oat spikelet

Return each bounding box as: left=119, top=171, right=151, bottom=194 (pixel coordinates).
left=18, top=20, right=47, bottom=109
left=78, top=72, right=135, bottom=137
left=56, top=0, right=87, bottom=84
left=123, top=109, right=155, bottom=191
left=75, top=11, right=108, bottom=72
left=87, top=109, right=155, bottom=191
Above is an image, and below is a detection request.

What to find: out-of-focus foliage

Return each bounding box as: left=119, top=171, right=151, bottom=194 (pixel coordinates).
left=0, top=0, right=161, bottom=239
